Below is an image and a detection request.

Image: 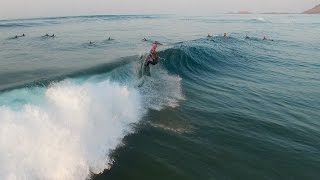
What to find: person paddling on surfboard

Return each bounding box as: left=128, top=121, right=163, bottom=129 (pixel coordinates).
left=145, top=42, right=159, bottom=66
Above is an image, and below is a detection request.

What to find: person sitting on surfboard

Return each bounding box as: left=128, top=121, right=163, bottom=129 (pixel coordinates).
left=145, top=43, right=159, bottom=66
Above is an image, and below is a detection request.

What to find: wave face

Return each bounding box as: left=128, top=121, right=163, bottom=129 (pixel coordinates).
left=0, top=52, right=184, bottom=180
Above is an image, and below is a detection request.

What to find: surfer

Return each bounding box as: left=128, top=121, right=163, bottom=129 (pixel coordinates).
left=263, top=36, right=274, bottom=41
left=224, top=33, right=228, bottom=38
left=207, top=34, right=212, bottom=38
left=142, top=38, right=147, bottom=41
left=145, top=43, right=159, bottom=66
left=154, top=41, right=163, bottom=45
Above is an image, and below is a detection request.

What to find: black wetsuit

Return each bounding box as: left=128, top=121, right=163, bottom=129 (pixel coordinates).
left=146, top=53, right=158, bottom=66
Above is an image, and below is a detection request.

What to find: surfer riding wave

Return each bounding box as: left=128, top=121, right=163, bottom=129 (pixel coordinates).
left=145, top=41, right=162, bottom=66
left=137, top=41, right=162, bottom=79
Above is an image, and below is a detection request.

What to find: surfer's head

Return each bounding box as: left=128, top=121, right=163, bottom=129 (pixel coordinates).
left=150, top=43, right=158, bottom=53
left=153, top=41, right=163, bottom=45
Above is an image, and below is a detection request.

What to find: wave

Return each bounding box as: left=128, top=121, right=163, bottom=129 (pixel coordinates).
left=0, top=50, right=184, bottom=180
left=0, top=22, right=42, bottom=28
left=0, top=56, right=135, bottom=92
left=247, top=17, right=271, bottom=23
left=0, top=36, right=286, bottom=179
left=0, top=15, right=160, bottom=28
left=29, top=15, right=159, bottom=21
left=160, top=37, right=250, bottom=78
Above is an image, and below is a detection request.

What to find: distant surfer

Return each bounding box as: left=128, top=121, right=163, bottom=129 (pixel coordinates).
left=224, top=33, right=228, bottom=38
left=13, top=34, right=25, bottom=39
left=142, top=38, right=147, bottom=41
left=145, top=42, right=159, bottom=66
left=51, top=34, right=55, bottom=38
left=263, top=36, right=274, bottom=41
left=207, top=34, right=212, bottom=38
left=108, top=37, right=113, bottom=41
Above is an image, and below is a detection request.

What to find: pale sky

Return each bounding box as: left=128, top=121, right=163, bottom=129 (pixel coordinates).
left=0, top=0, right=319, bottom=20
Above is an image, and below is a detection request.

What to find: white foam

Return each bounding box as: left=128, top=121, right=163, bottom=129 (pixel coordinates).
left=0, top=80, right=141, bottom=180
left=0, top=59, right=185, bottom=180
left=248, top=17, right=270, bottom=23
left=139, top=65, right=185, bottom=111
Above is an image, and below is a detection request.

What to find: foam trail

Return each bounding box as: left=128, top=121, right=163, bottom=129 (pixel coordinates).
left=0, top=80, right=141, bottom=180
left=135, top=64, right=184, bottom=111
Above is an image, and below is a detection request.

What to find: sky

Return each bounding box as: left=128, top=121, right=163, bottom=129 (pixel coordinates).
left=0, top=0, right=319, bottom=20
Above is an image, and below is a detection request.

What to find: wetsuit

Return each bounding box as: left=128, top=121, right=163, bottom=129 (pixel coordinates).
left=148, top=53, right=158, bottom=65
left=145, top=44, right=159, bottom=66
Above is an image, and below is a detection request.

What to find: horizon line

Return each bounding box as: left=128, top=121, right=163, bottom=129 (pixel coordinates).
left=0, top=12, right=317, bottom=22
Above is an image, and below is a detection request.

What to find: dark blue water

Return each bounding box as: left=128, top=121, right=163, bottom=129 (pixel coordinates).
left=0, top=15, right=319, bottom=180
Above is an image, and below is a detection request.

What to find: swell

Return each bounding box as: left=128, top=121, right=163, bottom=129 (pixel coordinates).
left=1, top=37, right=227, bottom=93
left=0, top=22, right=42, bottom=28
left=2, top=36, right=316, bottom=94
left=0, top=55, right=137, bottom=92
left=161, top=36, right=319, bottom=83
left=160, top=36, right=320, bottom=131
left=160, top=37, right=254, bottom=80
left=0, top=15, right=159, bottom=28
left=0, top=37, right=285, bottom=92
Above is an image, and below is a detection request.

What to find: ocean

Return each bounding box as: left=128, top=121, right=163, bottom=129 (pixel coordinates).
left=0, top=14, right=319, bottom=180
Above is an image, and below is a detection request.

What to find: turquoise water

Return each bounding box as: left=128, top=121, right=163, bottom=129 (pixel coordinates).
left=0, top=15, right=319, bottom=180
